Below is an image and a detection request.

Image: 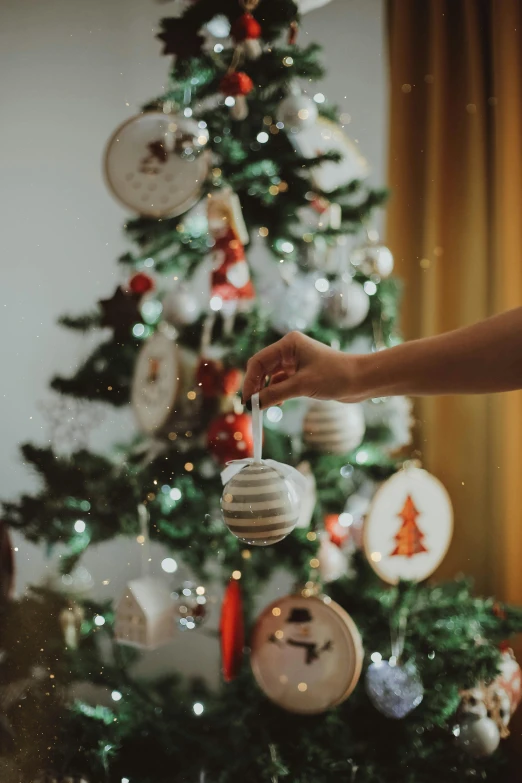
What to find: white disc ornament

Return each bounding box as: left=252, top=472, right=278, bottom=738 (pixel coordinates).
left=303, top=399, right=365, bottom=455
left=350, top=239, right=394, bottom=278
left=365, top=659, right=424, bottom=719
left=104, top=111, right=209, bottom=218
left=363, top=466, right=453, bottom=584
left=131, top=330, right=180, bottom=435
left=250, top=593, right=363, bottom=714
left=325, top=278, right=370, bottom=329
left=220, top=394, right=306, bottom=546
left=277, top=89, right=318, bottom=132
left=454, top=716, right=500, bottom=757
left=162, top=284, right=201, bottom=327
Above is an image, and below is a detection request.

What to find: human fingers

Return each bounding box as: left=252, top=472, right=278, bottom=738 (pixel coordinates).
left=258, top=372, right=306, bottom=408
left=242, top=335, right=297, bottom=403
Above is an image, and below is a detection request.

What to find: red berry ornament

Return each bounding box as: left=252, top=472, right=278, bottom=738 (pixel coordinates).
left=232, top=13, right=261, bottom=42
left=220, top=71, right=254, bottom=97
left=129, top=272, right=154, bottom=295
left=207, top=412, right=254, bottom=464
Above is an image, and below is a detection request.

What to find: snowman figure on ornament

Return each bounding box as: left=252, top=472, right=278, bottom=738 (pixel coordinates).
left=207, top=188, right=255, bottom=332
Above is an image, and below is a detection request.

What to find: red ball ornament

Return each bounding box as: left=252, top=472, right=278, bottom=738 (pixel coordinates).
left=220, top=71, right=254, bottom=97
left=207, top=411, right=254, bottom=464
left=196, top=358, right=224, bottom=399
left=129, top=272, right=154, bottom=295
left=220, top=577, right=244, bottom=682
left=232, top=13, right=262, bottom=42
left=324, top=513, right=350, bottom=548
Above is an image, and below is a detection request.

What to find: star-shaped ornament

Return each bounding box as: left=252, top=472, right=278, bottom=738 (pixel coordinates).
left=157, top=18, right=205, bottom=60
left=98, top=286, right=142, bottom=341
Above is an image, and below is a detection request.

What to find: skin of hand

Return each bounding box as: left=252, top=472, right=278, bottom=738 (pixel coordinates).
left=242, top=331, right=365, bottom=409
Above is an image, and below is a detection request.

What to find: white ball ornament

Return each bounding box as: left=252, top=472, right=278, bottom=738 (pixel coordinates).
left=350, top=239, right=394, bottom=278
left=270, top=274, right=322, bottom=334
left=303, top=399, right=366, bottom=455
left=162, top=284, right=201, bottom=327
left=221, top=463, right=300, bottom=546
left=277, top=90, right=318, bottom=132
left=455, top=716, right=501, bottom=758
left=325, top=278, right=370, bottom=329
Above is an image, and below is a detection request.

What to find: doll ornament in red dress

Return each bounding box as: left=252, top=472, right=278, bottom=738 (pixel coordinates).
left=208, top=189, right=255, bottom=328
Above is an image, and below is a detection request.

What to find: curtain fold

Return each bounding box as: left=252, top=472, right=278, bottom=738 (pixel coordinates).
left=387, top=0, right=522, bottom=602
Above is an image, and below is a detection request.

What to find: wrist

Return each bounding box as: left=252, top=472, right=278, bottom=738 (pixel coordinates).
left=350, top=351, right=394, bottom=401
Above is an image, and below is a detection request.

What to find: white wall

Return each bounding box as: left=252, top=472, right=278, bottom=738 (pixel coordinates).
left=0, top=0, right=387, bottom=679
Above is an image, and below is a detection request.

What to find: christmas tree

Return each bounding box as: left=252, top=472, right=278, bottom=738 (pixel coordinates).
left=2, top=1, right=522, bottom=782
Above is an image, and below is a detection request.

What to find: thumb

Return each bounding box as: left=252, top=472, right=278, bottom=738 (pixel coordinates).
left=258, top=374, right=303, bottom=408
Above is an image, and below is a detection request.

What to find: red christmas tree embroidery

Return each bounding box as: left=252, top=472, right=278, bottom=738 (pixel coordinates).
left=390, top=495, right=428, bottom=558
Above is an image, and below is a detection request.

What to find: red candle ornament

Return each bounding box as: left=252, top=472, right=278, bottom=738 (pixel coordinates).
left=220, top=577, right=245, bottom=682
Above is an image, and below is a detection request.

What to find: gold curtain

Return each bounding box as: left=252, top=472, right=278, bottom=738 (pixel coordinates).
left=387, top=0, right=522, bottom=604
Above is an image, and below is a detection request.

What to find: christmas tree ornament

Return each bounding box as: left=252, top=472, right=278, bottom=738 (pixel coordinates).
left=318, top=533, right=348, bottom=583
left=98, top=286, right=142, bottom=340
left=221, top=394, right=307, bottom=546
left=454, top=716, right=500, bottom=758
left=0, top=521, right=15, bottom=600
left=276, top=89, right=318, bottom=132
left=303, top=399, right=366, bottom=455
left=59, top=601, right=84, bottom=650
left=296, top=0, right=335, bottom=12
left=231, top=13, right=262, bottom=59
left=131, top=329, right=181, bottom=435
left=220, top=577, right=244, bottom=682
left=350, top=236, right=394, bottom=278
left=162, top=283, right=201, bottom=327
left=129, top=272, right=155, bottom=295
left=290, top=117, right=368, bottom=192
left=104, top=111, right=209, bottom=218
left=325, top=278, right=370, bottom=329
left=157, top=18, right=205, bottom=60
left=365, top=659, right=424, bottom=719
left=173, top=582, right=208, bottom=631
left=115, top=506, right=174, bottom=649
left=363, top=396, right=414, bottom=451
left=324, top=513, right=350, bottom=548
left=250, top=593, right=363, bottom=713
left=270, top=274, right=322, bottom=334
left=496, top=647, right=522, bottom=717
left=34, top=773, right=90, bottom=783
left=364, top=464, right=453, bottom=584
left=208, top=409, right=254, bottom=465
left=295, top=461, right=317, bottom=528
left=220, top=72, right=254, bottom=120
left=208, top=189, right=254, bottom=316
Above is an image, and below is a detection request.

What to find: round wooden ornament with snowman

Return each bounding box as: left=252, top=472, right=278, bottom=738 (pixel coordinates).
left=363, top=463, right=453, bottom=584
left=220, top=393, right=307, bottom=546
left=250, top=593, right=363, bottom=714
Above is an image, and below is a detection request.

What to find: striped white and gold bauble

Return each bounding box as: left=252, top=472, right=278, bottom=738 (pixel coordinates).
left=221, top=463, right=300, bottom=546
left=303, top=399, right=365, bottom=455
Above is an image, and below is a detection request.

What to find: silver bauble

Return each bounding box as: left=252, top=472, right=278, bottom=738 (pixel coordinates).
left=325, top=279, right=370, bottom=329
left=454, top=716, right=500, bottom=758
left=277, top=91, right=318, bottom=132
left=350, top=241, right=394, bottom=278
left=270, top=275, right=321, bottom=334
left=365, top=660, right=424, bottom=719
left=162, top=284, right=201, bottom=327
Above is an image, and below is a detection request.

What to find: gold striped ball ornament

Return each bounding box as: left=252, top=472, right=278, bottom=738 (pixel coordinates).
left=221, top=463, right=300, bottom=546
left=303, top=399, right=365, bottom=455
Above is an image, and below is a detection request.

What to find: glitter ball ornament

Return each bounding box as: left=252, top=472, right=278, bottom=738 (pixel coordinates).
left=270, top=275, right=322, bottom=334
left=350, top=239, right=394, bottom=278
left=104, top=111, right=209, bottom=218
left=365, top=659, right=424, bottom=719
left=162, top=284, right=201, bottom=327
left=303, top=399, right=365, bottom=455
left=208, top=411, right=254, bottom=464
left=277, top=89, right=318, bottom=132
left=173, top=582, right=208, bottom=631
left=221, top=463, right=300, bottom=546
left=325, top=279, right=370, bottom=329
left=454, top=716, right=501, bottom=757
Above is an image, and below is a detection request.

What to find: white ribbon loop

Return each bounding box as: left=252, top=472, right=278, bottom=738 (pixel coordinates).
left=220, top=393, right=308, bottom=493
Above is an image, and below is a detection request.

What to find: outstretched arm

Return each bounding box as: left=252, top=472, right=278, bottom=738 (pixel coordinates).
left=242, top=307, right=522, bottom=408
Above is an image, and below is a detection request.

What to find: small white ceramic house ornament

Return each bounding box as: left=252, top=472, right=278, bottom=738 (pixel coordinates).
left=115, top=575, right=174, bottom=650
left=364, top=464, right=453, bottom=584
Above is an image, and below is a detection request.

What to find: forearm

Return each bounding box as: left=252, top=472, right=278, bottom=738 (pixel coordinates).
left=354, top=307, right=522, bottom=398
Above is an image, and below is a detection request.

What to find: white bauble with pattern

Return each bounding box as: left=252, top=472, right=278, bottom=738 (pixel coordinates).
left=303, top=399, right=365, bottom=455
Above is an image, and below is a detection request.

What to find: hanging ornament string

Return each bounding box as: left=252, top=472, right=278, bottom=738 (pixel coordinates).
left=138, top=503, right=151, bottom=577
left=390, top=609, right=408, bottom=665
left=269, top=743, right=279, bottom=783
left=220, top=393, right=307, bottom=490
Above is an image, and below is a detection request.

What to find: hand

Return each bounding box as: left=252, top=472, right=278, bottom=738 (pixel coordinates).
left=242, top=332, right=364, bottom=409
